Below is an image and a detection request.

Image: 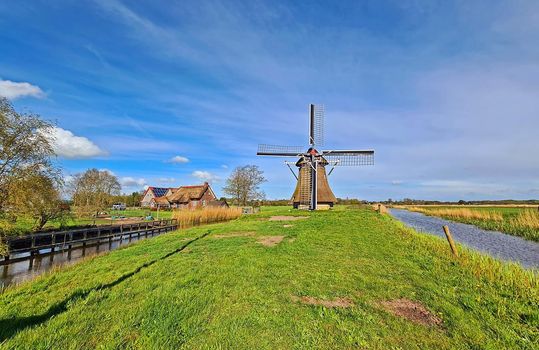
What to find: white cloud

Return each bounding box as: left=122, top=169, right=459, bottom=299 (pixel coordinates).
left=221, top=164, right=229, bottom=169
left=168, top=155, right=190, bottom=163
left=99, top=168, right=115, bottom=176
left=192, top=170, right=220, bottom=183
left=158, top=177, right=176, bottom=183
left=47, top=127, right=108, bottom=159
left=391, top=180, right=403, bottom=185
left=120, top=177, right=147, bottom=188
left=0, top=79, right=46, bottom=99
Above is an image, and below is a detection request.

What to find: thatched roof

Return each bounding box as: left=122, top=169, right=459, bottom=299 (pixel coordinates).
left=207, top=200, right=229, bottom=208
left=152, top=196, right=170, bottom=205
left=167, top=182, right=214, bottom=204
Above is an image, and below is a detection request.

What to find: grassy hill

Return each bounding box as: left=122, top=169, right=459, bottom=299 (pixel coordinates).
left=0, top=206, right=537, bottom=349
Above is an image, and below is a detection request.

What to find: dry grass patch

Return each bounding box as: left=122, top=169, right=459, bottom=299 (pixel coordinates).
left=283, top=224, right=293, bottom=228
left=291, top=295, right=354, bottom=308
left=257, top=235, right=284, bottom=247
left=407, top=207, right=503, bottom=221
left=212, top=232, right=256, bottom=239
left=380, top=298, right=442, bottom=327
left=173, top=207, right=242, bottom=228
left=268, top=216, right=308, bottom=221
left=510, top=209, right=539, bottom=230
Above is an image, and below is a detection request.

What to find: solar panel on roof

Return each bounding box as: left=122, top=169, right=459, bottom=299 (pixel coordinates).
left=153, top=187, right=168, bottom=197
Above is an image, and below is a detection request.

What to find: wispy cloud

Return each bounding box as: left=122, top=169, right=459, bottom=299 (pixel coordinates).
left=120, top=176, right=146, bottom=188
left=157, top=177, right=176, bottom=183
left=3, top=1, right=539, bottom=200
left=192, top=170, right=220, bottom=183
left=167, top=155, right=189, bottom=164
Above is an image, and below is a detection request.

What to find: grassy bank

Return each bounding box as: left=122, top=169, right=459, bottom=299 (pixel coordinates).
left=402, top=206, right=539, bottom=241
left=0, top=206, right=537, bottom=349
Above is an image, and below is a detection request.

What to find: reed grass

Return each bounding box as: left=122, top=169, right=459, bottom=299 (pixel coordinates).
left=173, top=207, right=242, bottom=228
left=404, top=206, right=539, bottom=241
left=407, top=207, right=503, bottom=221
left=510, top=209, right=539, bottom=230
left=392, top=219, right=538, bottom=300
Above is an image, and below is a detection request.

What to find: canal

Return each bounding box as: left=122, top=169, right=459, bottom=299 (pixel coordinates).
left=1, top=231, right=163, bottom=289
left=390, top=209, right=539, bottom=269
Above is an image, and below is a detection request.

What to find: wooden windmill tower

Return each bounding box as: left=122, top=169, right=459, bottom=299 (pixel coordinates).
left=257, top=104, right=374, bottom=210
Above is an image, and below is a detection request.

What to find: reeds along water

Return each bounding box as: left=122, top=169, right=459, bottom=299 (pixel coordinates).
left=406, top=207, right=503, bottom=221
left=510, top=209, right=539, bottom=229
left=172, top=207, right=243, bottom=228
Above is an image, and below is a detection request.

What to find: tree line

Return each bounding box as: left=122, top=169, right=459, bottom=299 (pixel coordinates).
left=0, top=97, right=267, bottom=242
left=0, top=98, right=130, bottom=236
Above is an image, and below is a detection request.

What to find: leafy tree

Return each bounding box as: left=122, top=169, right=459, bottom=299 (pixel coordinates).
left=222, top=165, right=266, bottom=206
left=110, top=191, right=143, bottom=208
left=0, top=97, right=55, bottom=212
left=7, top=173, right=69, bottom=230
left=69, top=169, right=121, bottom=219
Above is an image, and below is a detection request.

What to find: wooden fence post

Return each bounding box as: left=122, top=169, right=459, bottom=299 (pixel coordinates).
left=442, top=225, right=458, bottom=257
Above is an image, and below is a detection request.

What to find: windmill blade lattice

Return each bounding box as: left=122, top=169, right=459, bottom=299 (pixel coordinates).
left=309, top=104, right=324, bottom=146
left=257, top=144, right=304, bottom=157
left=322, top=150, right=374, bottom=166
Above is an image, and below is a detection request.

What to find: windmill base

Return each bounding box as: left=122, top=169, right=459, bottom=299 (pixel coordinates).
left=294, top=203, right=333, bottom=210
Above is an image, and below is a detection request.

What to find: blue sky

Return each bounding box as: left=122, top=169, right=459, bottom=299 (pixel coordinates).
left=1, top=1, right=538, bottom=200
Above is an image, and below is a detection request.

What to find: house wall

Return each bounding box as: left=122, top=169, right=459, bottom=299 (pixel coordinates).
left=200, top=188, right=217, bottom=207
left=141, top=191, right=154, bottom=207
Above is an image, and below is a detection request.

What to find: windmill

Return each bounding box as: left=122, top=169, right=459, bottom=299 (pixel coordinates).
left=257, top=104, right=374, bottom=210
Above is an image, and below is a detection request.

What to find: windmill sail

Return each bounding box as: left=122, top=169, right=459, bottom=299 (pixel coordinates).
left=309, top=104, right=324, bottom=146
left=321, top=150, right=374, bottom=166
left=257, top=144, right=304, bottom=157
left=257, top=104, right=374, bottom=210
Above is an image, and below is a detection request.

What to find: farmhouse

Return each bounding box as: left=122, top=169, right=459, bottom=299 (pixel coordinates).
left=150, top=196, right=171, bottom=209
left=141, top=182, right=218, bottom=209
left=167, top=182, right=217, bottom=209
left=140, top=187, right=173, bottom=208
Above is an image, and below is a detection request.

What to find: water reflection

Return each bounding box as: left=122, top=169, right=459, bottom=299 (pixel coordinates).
left=1, top=231, right=160, bottom=289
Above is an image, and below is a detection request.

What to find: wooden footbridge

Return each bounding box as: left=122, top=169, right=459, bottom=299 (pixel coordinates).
left=1, top=219, right=178, bottom=265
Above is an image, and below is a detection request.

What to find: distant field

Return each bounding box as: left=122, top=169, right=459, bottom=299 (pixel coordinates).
left=0, top=206, right=536, bottom=349
left=2, top=208, right=174, bottom=236
left=398, top=205, right=539, bottom=241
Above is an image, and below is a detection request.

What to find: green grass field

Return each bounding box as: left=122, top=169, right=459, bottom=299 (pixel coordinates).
left=401, top=205, right=539, bottom=241
left=0, top=206, right=537, bottom=349
left=2, top=208, right=173, bottom=236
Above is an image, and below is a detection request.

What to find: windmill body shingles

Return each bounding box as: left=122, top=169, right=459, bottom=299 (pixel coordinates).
left=291, top=158, right=337, bottom=207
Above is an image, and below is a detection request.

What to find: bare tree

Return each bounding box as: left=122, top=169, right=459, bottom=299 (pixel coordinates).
left=69, top=169, right=121, bottom=219
left=0, top=98, right=55, bottom=212
left=223, top=165, right=266, bottom=206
